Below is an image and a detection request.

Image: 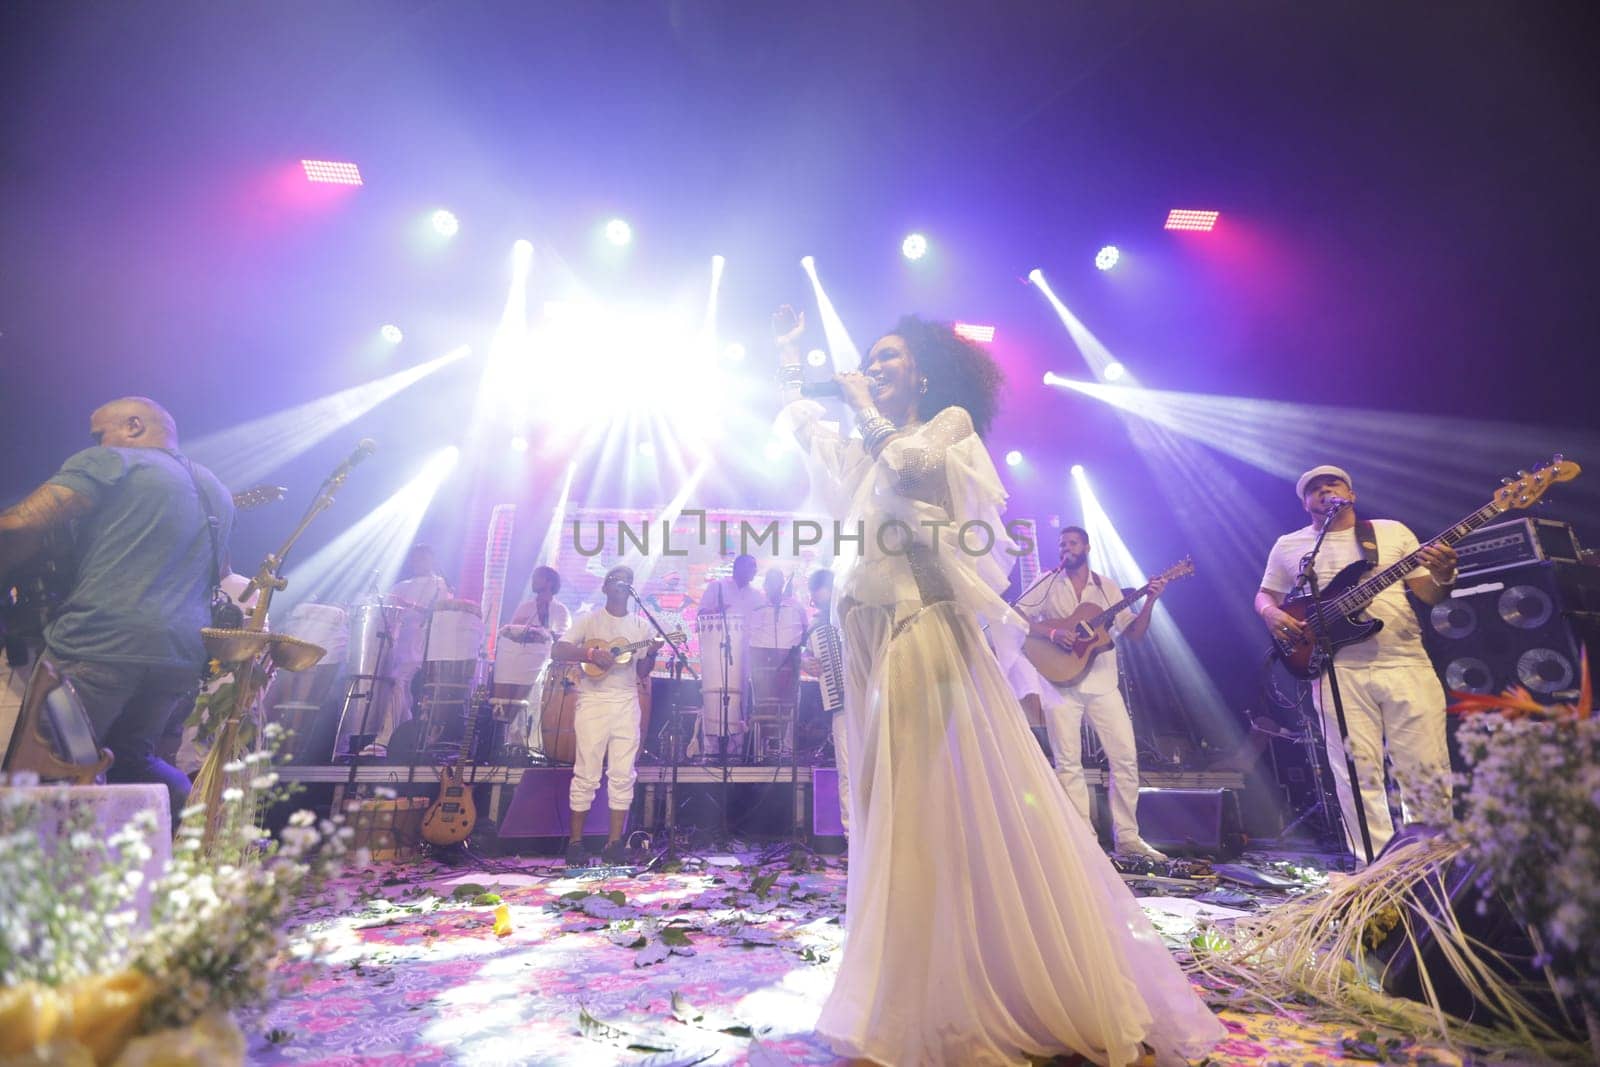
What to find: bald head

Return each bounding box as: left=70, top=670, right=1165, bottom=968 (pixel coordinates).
left=90, top=397, right=178, bottom=449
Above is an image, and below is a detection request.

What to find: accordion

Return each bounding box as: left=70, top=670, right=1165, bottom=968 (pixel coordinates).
left=807, top=623, right=846, bottom=715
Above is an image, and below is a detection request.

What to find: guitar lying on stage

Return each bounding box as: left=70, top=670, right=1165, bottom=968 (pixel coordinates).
left=1022, top=558, right=1195, bottom=687
left=578, top=631, right=684, bottom=679
left=1272, top=456, right=1580, bottom=679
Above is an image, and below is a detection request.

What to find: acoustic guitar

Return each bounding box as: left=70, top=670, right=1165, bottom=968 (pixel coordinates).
left=1272, top=457, right=1580, bottom=679
left=420, top=687, right=485, bottom=847
left=579, top=631, right=684, bottom=679
left=1022, top=558, right=1195, bottom=686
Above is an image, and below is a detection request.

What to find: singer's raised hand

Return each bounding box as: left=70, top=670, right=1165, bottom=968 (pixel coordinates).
left=773, top=305, right=805, bottom=350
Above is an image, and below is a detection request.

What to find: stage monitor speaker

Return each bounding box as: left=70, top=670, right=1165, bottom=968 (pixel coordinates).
left=1135, top=787, right=1243, bottom=859
left=497, top=768, right=618, bottom=838
left=1366, top=829, right=1573, bottom=1037
left=1421, top=561, right=1600, bottom=703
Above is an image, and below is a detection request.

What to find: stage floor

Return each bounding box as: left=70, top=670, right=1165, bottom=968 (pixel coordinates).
left=242, top=844, right=1479, bottom=1066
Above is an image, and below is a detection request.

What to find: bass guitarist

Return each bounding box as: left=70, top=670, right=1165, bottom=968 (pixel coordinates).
left=1013, top=525, right=1168, bottom=861
left=550, top=564, right=661, bottom=866
left=0, top=397, right=233, bottom=819
left=1255, top=464, right=1457, bottom=860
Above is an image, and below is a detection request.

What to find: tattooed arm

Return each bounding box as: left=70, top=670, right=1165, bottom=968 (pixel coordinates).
left=0, top=483, right=92, bottom=573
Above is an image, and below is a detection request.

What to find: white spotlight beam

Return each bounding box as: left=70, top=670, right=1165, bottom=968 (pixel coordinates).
left=276, top=447, right=461, bottom=612
left=1071, top=466, right=1239, bottom=744
left=470, top=241, right=536, bottom=436
left=800, top=257, right=862, bottom=373
left=188, top=346, right=471, bottom=486
left=535, top=460, right=580, bottom=569
left=1052, top=378, right=1600, bottom=527
left=1029, top=270, right=1116, bottom=379
left=701, top=255, right=725, bottom=347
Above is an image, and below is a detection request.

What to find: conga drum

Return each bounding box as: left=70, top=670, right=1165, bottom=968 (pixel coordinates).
left=492, top=628, right=549, bottom=703
left=492, top=628, right=549, bottom=751
left=538, top=663, right=582, bottom=764
left=695, top=612, right=746, bottom=693
left=347, top=600, right=401, bottom=677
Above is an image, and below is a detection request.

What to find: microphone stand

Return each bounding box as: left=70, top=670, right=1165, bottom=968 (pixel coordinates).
left=1294, top=506, right=1375, bottom=865
left=624, top=584, right=698, bottom=855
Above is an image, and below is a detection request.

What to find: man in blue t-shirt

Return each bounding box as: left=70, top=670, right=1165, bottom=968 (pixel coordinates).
left=0, top=397, right=233, bottom=815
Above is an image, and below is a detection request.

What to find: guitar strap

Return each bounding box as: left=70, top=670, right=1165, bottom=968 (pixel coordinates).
left=1354, top=519, right=1381, bottom=567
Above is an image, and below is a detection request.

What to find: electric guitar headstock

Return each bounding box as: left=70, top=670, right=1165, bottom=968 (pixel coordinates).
left=232, top=484, right=287, bottom=511
left=1491, top=455, right=1581, bottom=514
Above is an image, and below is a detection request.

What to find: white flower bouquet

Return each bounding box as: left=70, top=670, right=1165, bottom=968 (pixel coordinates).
left=0, top=724, right=353, bottom=1066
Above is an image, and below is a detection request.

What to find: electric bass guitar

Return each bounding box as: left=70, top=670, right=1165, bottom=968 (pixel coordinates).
left=579, top=631, right=685, bottom=678
left=1272, top=456, right=1581, bottom=679
left=1022, top=558, right=1195, bottom=686
left=420, top=687, right=485, bottom=847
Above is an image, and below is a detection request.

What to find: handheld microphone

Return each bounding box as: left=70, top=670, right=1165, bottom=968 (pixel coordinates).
left=799, top=380, right=843, bottom=399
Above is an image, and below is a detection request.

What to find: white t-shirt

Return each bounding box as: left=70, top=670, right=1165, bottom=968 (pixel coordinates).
left=507, top=597, right=572, bottom=641
left=565, top=607, right=652, bottom=704
left=1259, top=518, right=1431, bottom=669
left=700, top=578, right=765, bottom=621
left=749, top=598, right=808, bottom=650
left=1015, top=570, right=1136, bottom=696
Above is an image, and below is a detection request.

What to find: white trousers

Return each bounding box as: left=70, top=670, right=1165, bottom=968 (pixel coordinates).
left=1314, top=662, right=1450, bottom=859
left=831, top=709, right=851, bottom=836
left=1043, top=684, right=1143, bottom=849
left=569, top=694, right=641, bottom=813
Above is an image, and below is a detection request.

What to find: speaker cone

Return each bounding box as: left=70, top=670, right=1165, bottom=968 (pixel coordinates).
left=1444, top=657, right=1495, bottom=694
left=1429, top=601, right=1477, bottom=639
left=1516, top=647, right=1574, bottom=695
left=1499, top=585, right=1553, bottom=629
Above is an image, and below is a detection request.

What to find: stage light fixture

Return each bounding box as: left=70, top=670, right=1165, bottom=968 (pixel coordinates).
left=1164, top=209, right=1219, bottom=232
left=380, top=324, right=404, bottom=344
left=1027, top=268, right=1044, bottom=284
left=1070, top=463, right=1085, bottom=476
left=806, top=348, right=828, bottom=367
left=800, top=255, right=816, bottom=271
left=431, top=209, right=459, bottom=237
left=301, top=160, right=363, bottom=185
left=954, top=323, right=996, bottom=344
left=1042, top=371, right=1064, bottom=386
left=1095, top=245, right=1120, bottom=271
left=510, top=435, right=529, bottom=453
left=1005, top=450, right=1023, bottom=468
left=604, top=219, right=633, bottom=246
left=723, top=342, right=746, bottom=362
left=902, top=233, right=928, bottom=260
left=1103, top=361, right=1126, bottom=382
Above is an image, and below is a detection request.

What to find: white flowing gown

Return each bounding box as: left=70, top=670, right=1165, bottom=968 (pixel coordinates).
left=782, top=401, right=1225, bottom=1067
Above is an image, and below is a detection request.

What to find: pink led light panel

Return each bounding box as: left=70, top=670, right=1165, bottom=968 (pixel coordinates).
left=301, top=160, right=364, bottom=185
left=954, top=322, right=996, bottom=343
left=1164, top=209, right=1218, bottom=232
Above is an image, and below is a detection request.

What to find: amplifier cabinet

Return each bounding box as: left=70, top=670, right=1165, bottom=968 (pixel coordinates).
left=1422, top=561, right=1600, bottom=702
